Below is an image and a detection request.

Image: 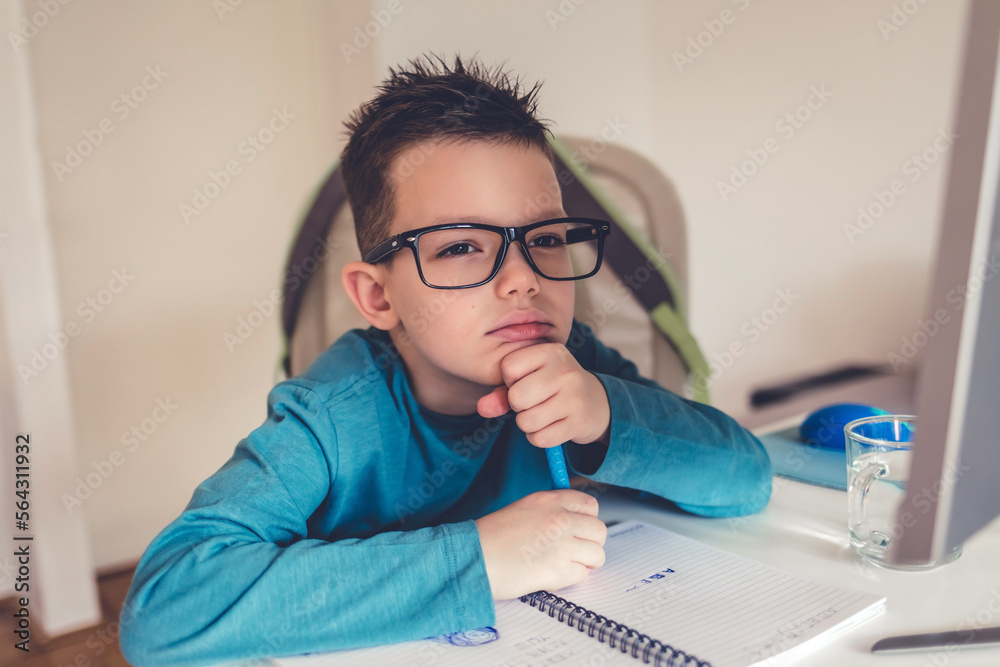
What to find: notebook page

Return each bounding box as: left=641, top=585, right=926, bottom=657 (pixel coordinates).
left=273, top=520, right=884, bottom=667
left=272, top=597, right=638, bottom=667
left=542, top=520, right=885, bottom=667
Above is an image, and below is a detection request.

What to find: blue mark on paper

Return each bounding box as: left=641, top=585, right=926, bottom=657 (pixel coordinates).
left=427, top=627, right=500, bottom=646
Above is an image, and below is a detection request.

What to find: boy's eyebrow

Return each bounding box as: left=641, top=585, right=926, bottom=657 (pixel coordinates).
left=427, top=211, right=567, bottom=227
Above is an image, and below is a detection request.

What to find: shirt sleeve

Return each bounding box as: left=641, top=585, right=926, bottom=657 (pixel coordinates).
left=119, top=381, right=495, bottom=667
left=564, top=323, right=772, bottom=518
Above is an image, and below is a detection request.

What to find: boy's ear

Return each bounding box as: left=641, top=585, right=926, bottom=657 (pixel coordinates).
left=341, top=260, right=400, bottom=331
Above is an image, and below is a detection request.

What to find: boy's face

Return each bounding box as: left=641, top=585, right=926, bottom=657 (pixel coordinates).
left=379, top=139, right=576, bottom=413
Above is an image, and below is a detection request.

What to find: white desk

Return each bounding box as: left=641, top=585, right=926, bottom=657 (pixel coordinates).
left=597, top=476, right=1000, bottom=667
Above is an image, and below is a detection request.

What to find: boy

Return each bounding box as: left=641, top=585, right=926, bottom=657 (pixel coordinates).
left=120, top=55, right=771, bottom=666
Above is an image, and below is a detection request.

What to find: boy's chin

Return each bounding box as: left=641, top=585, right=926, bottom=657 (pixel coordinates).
left=477, top=367, right=505, bottom=389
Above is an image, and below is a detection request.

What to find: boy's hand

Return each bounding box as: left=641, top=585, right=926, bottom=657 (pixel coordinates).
left=474, top=490, right=607, bottom=600
left=477, top=343, right=611, bottom=447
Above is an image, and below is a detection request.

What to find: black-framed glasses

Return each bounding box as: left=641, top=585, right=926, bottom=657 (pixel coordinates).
left=363, top=217, right=611, bottom=289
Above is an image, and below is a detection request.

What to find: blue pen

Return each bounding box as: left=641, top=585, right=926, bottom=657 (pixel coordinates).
left=545, top=444, right=571, bottom=489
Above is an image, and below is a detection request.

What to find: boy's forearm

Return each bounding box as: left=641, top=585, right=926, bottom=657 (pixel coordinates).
left=566, top=373, right=772, bottom=517
left=120, top=519, right=495, bottom=666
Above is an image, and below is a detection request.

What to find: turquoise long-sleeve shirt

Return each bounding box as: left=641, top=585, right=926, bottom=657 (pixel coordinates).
left=119, top=321, right=771, bottom=666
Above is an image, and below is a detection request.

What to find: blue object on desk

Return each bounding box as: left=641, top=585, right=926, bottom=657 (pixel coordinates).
left=799, top=403, right=890, bottom=450
left=546, top=445, right=571, bottom=489
left=761, top=403, right=906, bottom=491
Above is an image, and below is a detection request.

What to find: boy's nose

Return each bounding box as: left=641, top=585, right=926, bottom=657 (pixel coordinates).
left=494, top=243, right=540, bottom=296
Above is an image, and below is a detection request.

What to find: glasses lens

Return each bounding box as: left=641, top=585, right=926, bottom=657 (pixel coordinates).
left=416, top=228, right=504, bottom=288
left=414, top=222, right=603, bottom=287
left=525, top=221, right=601, bottom=280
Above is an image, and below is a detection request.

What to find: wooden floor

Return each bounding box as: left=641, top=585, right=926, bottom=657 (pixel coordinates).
left=0, top=566, right=135, bottom=667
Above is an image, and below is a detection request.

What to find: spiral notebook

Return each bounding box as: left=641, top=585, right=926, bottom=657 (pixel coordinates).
left=273, top=520, right=885, bottom=667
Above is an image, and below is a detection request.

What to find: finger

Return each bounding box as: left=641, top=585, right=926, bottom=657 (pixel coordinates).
left=521, top=415, right=572, bottom=450
left=498, top=342, right=557, bottom=387
left=514, top=395, right=564, bottom=438
left=569, top=539, right=606, bottom=570
left=554, top=489, right=600, bottom=517
left=571, top=515, right=608, bottom=546
left=555, top=561, right=592, bottom=588
left=477, top=385, right=510, bottom=419
left=505, top=365, right=559, bottom=413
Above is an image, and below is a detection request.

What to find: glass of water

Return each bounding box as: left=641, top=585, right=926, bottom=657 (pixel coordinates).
left=845, top=415, right=962, bottom=569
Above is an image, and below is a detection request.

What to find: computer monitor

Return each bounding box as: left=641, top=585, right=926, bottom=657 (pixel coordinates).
left=893, top=0, right=1000, bottom=566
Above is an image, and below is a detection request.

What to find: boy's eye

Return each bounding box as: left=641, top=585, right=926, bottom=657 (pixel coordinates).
left=527, top=234, right=566, bottom=249
left=436, top=242, right=479, bottom=258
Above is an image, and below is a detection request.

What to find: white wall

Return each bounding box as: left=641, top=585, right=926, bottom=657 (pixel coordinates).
left=18, top=0, right=375, bottom=570
left=8, top=0, right=970, bottom=571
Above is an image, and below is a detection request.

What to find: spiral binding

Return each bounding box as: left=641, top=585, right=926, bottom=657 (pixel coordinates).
left=520, top=591, right=712, bottom=667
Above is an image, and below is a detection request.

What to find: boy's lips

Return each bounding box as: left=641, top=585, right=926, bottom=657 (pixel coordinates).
left=487, top=311, right=553, bottom=342
left=488, top=322, right=553, bottom=342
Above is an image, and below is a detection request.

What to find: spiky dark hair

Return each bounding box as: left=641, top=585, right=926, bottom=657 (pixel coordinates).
left=341, top=54, right=553, bottom=258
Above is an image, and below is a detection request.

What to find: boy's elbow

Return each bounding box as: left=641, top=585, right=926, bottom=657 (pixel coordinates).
left=678, top=446, right=773, bottom=518
left=119, top=599, right=193, bottom=667
left=734, top=465, right=773, bottom=515
left=727, top=435, right=773, bottom=513
left=119, top=630, right=155, bottom=667
left=676, top=475, right=771, bottom=518
left=118, top=566, right=206, bottom=667
left=727, top=446, right=774, bottom=516
left=725, top=426, right=774, bottom=513
left=119, top=613, right=169, bottom=667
